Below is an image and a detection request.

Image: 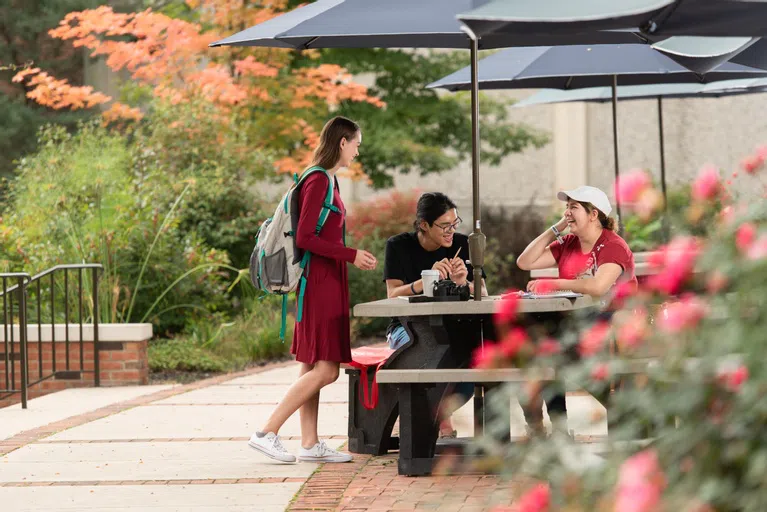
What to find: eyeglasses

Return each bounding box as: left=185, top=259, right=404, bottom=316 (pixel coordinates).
left=433, top=217, right=462, bottom=233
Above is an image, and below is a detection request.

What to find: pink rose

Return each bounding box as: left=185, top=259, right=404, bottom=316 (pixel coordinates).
left=579, top=321, right=611, bottom=357
left=691, top=166, right=722, bottom=202
left=646, top=237, right=700, bottom=295
left=615, top=450, right=666, bottom=512
left=500, top=328, right=530, bottom=359
left=717, top=365, right=749, bottom=392
left=741, top=153, right=765, bottom=174
left=616, top=170, right=652, bottom=203
left=591, top=363, right=610, bottom=381
left=735, top=222, right=757, bottom=253
left=616, top=308, right=648, bottom=350
left=495, top=291, right=520, bottom=326
left=747, top=235, right=767, bottom=260
left=513, top=484, right=550, bottom=512
left=658, top=295, right=707, bottom=333
left=536, top=338, right=562, bottom=356
left=472, top=343, right=500, bottom=369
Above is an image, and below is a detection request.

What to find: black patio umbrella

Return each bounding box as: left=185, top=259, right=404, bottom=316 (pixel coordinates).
left=427, top=44, right=767, bottom=226
left=514, top=79, right=767, bottom=239
left=209, top=0, right=652, bottom=300
left=458, top=0, right=767, bottom=40
left=650, top=35, right=761, bottom=74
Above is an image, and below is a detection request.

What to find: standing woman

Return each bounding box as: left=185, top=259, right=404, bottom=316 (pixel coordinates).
left=249, top=117, right=378, bottom=463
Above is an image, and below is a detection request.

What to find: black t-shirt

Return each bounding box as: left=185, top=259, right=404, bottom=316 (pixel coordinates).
left=383, top=231, right=486, bottom=335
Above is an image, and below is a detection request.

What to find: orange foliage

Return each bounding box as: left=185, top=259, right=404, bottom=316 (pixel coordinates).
left=12, top=68, right=110, bottom=110
left=19, top=1, right=385, bottom=177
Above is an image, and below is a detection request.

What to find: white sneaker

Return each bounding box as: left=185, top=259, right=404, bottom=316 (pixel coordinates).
left=298, top=440, right=352, bottom=463
left=248, top=432, right=296, bottom=463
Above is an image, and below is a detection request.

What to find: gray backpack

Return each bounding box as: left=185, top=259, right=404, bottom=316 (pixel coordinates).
left=250, top=166, right=339, bottom=339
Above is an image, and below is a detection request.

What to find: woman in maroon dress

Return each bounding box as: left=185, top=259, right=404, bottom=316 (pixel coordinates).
left=248, top=117, right=378, bottom=463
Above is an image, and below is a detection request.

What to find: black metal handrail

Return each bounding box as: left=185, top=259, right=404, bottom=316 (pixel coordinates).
left=1, top=273, right=30, bottom=408
left=1, top=264, right=102, bottom=409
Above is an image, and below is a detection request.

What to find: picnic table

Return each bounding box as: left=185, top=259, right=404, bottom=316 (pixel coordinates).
left=348, top=294, right=597, bottom=476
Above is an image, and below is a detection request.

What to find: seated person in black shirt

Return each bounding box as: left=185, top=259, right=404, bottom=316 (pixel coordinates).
left=383, top=192, right=487, bottom=438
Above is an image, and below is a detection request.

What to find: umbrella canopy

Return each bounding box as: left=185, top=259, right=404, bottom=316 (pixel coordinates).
left=210, top=0, right=650, bottom=49
left=427, top=44, right=767, bottom=224
left=514, top=78, right=767, bottom=107
left=650, top=36, right=761, bottom=74
left=426, top=44, right=767, bottom=91
left=458, top=0, right=767, bottom=40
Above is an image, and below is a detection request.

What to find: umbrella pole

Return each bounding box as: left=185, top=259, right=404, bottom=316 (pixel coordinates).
left=467, top=33, right=485, bottom=301
left=657, top=96, right=670, bottom=242
left=612, top=75, right=623, bottom=235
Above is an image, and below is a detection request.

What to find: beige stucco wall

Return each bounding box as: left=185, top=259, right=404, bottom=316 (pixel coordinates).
left=344, top=89, right=767, bottom=218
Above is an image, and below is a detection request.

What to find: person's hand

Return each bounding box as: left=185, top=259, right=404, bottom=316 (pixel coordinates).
left=554, top=215, right=569, bottom=233
left=432, top=259, right=452, bottom=280
left=450, top=258, right=468, bottom=286
left=527, top=279, right=561, bottom=294
left=353, top=250, right=377, bottom=271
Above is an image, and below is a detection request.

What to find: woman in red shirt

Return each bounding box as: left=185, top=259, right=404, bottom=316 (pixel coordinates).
left=248, top=117, right=378, bottom=463
left=517, top=185, right=637, bottom=296
left=517, top=186, right=636, bottom=436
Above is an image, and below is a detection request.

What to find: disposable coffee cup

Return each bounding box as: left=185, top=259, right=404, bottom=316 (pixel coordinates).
left=421, top=270, right=440, bottom=297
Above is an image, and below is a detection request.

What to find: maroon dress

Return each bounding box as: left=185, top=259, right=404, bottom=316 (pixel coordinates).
left=290, top=172, right=357, bottom=364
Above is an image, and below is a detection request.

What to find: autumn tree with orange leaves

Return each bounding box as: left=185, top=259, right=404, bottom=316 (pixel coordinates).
left=12, top=1, right=384, bottom=180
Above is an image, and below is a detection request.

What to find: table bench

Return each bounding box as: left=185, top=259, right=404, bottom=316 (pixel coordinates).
left=375, top=361, right=657, bottom=476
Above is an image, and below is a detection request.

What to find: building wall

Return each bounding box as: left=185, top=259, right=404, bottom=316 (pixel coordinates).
left=342, top=89, right=767, bottom=217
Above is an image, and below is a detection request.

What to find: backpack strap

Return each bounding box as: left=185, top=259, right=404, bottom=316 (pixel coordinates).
left=294, top=166, right=336, bottom=325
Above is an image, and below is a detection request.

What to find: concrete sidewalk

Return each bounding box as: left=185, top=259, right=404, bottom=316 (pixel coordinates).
left=0, top=362, right=349, bottom=512
left=0, top=360, right=608, bottom=512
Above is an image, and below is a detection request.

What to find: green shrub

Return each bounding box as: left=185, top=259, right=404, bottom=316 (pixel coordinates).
left=477, top=164, right=767, bottom=511
left=148, top=338, right=229, bottom=373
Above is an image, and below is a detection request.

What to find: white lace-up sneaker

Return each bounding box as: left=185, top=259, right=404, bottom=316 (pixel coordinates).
left=248, top=432, right=296, bottom=463
left=298, top=440, right=353, bottom=463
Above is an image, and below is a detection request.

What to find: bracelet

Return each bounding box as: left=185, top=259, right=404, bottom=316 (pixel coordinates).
left=550, top=225, right=565, bottom=244
left=410, top=282, right=417, bottom=295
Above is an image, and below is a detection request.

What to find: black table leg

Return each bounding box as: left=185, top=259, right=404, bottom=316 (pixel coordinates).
left=398, top=383, right=439, bottom=476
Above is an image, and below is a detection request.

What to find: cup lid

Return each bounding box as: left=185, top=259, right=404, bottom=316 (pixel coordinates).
left=421, top=269, right=440, bottom=276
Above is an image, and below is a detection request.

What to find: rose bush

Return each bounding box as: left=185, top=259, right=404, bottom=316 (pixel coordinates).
left=470, top=151, right=767, bottom=512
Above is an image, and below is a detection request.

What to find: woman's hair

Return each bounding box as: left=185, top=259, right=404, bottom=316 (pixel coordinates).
left=311, top=116, right=360, bottom=171
left=579, top=201, right=617, bottom=231
left=414, top=192, right=457, bottom=232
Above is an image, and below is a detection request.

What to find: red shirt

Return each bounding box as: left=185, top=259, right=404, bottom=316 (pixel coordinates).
left=549, top=229, right=637, bottom=289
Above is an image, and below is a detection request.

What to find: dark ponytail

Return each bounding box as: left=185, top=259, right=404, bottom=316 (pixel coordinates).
left=578, top=201, right=617, bottom=231
left=414, top=192, right=457, bottom=232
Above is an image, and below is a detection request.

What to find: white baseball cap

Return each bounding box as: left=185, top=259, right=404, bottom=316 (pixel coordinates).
left=557, top=186, right=613, bottom=217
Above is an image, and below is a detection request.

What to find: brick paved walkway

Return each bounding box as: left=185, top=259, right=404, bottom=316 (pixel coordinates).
left=289, top=452, right=529, bottom=511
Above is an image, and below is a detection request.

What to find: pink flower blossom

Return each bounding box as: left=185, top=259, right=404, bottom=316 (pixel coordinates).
left=536, top=338, right=562, bottom=356
left=500, top=328, right=530, bottom=359
left=471, top=342, right=501, bottom=369
left=616, top=309, right=648, bottom=350
left=616, top=170, right=652, bottom=203
left=658, top=295, right=707, bottom=333
left=646, top=237, right=700, bottom=295
left=717, top=365, right=749, bottom=392
left=495, top=291, right=520, bottom=326
left=615, top=450, right=666, bottom=512
left=691, top=166, right=722, bottom=202
left=735, top=222, right=757, bottom=253
left=747, top=235, right=767, bottom=260
left=591, top=363, right=610, bottom=381
left=579, top=321, right=611, bottom=357
left=741, top=153, right=765, bottom=174
left=511, top=484, right=550, bottom=512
